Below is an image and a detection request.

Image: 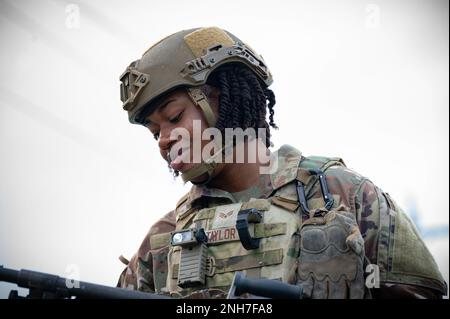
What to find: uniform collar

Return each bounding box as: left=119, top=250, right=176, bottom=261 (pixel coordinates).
left=175, top=144, right=302, bottom=220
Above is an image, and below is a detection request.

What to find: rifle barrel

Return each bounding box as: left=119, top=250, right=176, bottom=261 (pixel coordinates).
left=0, top=265, right=171, bottom=299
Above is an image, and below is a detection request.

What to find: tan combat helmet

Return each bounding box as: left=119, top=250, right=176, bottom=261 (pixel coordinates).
left=119, top=27, right=273, bottom=183
left=120, top=26, right=272, bottom=125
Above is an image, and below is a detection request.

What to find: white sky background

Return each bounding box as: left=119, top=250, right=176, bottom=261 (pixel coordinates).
left=0, top=0, right=448, bottom=298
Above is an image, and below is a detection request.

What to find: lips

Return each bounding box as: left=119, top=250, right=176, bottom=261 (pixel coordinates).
left=170, top=154, right=184, bottom=171
left=169, top=147, right=189, bottom=171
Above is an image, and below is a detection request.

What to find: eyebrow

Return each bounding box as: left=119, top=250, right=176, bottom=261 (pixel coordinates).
left=145, top=98, right=176, bottom=125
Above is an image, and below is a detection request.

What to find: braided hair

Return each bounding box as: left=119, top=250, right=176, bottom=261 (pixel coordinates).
left=205, top=64, right=278, bottom=147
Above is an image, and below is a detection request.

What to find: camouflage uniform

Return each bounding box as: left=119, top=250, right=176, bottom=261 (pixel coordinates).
left=117, top=144, right=447, bottom=298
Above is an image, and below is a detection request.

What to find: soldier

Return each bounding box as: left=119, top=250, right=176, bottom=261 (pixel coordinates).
left=117, top=27, right=446, bottom=298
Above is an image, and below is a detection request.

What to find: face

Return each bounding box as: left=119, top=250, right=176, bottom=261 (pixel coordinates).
left=144, top=86, right=221, bottom=182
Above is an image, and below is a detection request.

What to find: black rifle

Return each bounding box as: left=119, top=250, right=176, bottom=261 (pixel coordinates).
left=0, top=265, right=302, bottom=299
left=0, top=265, right=169, bottom=299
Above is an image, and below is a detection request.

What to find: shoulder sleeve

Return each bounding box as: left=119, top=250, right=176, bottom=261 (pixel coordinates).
left=354, top=179, right=447, bottom=298
left=116, top=210, right=176, bottom=292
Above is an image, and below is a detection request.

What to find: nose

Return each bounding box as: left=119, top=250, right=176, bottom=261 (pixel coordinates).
left=158, top=127, right=173, bottom=161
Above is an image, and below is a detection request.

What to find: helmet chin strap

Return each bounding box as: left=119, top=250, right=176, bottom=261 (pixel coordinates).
left=186, top=87, right=217, bottom=127
left=180, top=87, right=222, bottom=185
left=181, top=141, right=236, bottom=185
left=181, top=149, right=220, bottom=185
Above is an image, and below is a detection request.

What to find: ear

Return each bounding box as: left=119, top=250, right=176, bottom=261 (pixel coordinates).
left=201, top=84, right=221, bottom=116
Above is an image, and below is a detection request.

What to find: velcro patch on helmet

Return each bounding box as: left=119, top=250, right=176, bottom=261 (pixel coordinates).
left=184, top=27, right=234, bottom=57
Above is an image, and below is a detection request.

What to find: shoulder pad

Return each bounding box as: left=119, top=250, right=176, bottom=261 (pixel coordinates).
left=299, top=156, right=346, bottom=172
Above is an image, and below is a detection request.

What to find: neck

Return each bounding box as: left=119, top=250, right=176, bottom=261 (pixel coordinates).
left=207, top=138, right=271, bottom=193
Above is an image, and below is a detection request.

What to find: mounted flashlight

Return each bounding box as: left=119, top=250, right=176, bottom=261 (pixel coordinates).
left=170, top=228, right=209, bottom=288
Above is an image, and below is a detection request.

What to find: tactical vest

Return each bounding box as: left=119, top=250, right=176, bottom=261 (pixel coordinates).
left=150, top=156, right=347, bottom=296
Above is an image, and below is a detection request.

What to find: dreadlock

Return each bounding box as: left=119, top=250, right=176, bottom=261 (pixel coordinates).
left=206, top=64, right=278, bottom=147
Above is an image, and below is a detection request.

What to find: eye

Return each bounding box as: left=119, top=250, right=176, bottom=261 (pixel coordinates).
left=169, top=111, right=183, bottom=124
left=144, top=122, right=160, bottom=140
